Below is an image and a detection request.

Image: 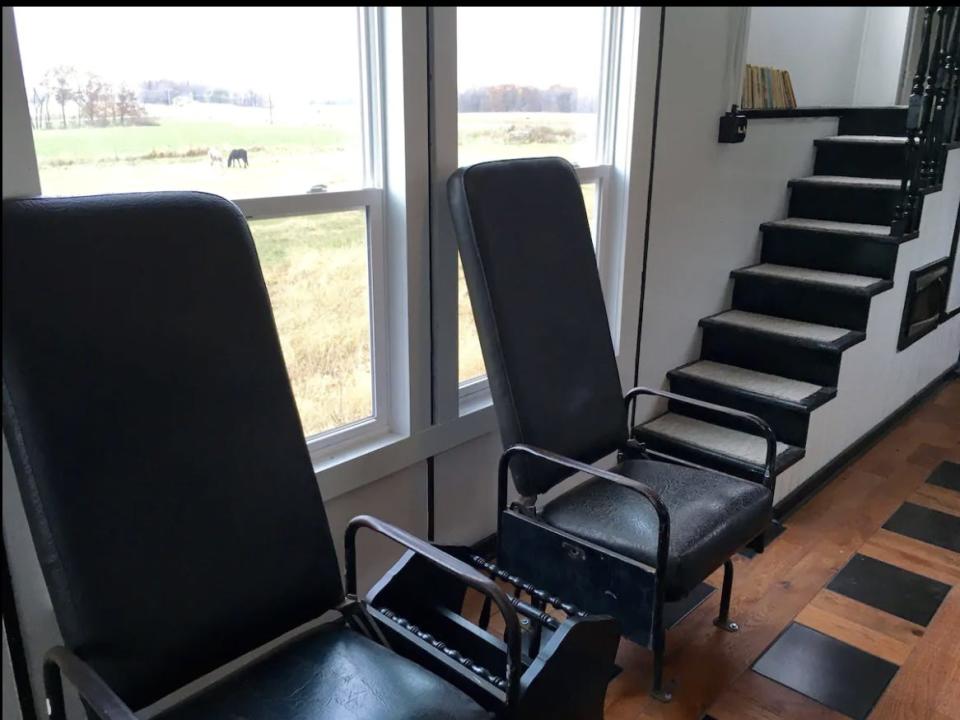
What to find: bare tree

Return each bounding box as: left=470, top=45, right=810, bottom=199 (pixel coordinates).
left=76, top=73, right=107, bottom=126
left=31, top=86, right=49, bottom=130
left=45, top=65, right=77, bottom=129
left=115, top=84, right=143, bottom=126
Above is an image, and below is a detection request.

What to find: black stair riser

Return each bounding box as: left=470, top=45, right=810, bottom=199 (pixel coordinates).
left=700, top=325, right=843, bottom=387
left=789, top=184, right=900, bottom=226
left=838, top=109, right=907, bottom=137
left=732, top=277, right=874, bottom=332
left=760, top=227, right=899, bottom=280
left=814, top=143, right=906, bottom=179
left=666, top=376, right=810, bottom=447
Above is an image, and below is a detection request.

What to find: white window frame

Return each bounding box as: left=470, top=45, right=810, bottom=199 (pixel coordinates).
left=7, top=7, right=394, bottom=463
left=427, top=7, right=638, bottom=414
left=4, top=6, right=650, bottom=501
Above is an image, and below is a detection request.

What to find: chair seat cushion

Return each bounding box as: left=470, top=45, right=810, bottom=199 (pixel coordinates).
left=155, top=621, right=492, bottom=720
left=540, top=459, right=772, bottom=600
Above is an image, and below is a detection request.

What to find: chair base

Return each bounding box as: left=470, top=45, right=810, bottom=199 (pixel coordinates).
left=650, top=688, right=674, bottom=703
left=714, top=618, right=740, bottom=633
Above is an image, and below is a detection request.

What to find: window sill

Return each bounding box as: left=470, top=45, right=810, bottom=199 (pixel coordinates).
left=313, top=400, right=498, bottom=502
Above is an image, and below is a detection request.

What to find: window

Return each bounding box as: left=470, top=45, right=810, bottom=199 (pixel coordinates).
left=6, top=6, right=643, bottom=488
left=453, top=7, right=622, bottom=387
left=13, top=6, right=389, bottom=453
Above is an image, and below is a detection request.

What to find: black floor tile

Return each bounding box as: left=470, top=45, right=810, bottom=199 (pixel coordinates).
left=927, top=461, right=960, bottom=492
left=753, top=623, right=898, bottom=720
left=883, top=502, right=960, bottom=554
left=827, top=553, right=950, bottom=626
left=664, top=582, right=714, bottom=629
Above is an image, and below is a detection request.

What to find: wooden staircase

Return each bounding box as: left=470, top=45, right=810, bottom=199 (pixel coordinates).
left=633, top=109, right=915, bottom=484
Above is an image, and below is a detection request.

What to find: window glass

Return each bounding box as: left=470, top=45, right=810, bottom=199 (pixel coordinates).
left=14, top=6, right=365, bottom=198
left=457, top=6, right=606, bottom=167
left=250, top=211, right=372, bottom=437
left=456, top=7, right=607, bottom=384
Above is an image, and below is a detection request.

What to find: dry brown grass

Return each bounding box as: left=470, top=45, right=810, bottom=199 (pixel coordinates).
left=250, top=212, right=372, bottom=437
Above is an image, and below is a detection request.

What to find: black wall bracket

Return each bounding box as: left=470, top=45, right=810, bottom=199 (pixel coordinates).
left=718, top=105, right=748, bottom=143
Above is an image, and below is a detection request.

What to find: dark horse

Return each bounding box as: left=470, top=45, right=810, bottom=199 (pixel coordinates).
left=227, top=149, right=248, bottom=168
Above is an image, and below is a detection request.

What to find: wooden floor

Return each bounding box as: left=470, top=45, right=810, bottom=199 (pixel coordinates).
left=471, top=377, right=960, bottom=720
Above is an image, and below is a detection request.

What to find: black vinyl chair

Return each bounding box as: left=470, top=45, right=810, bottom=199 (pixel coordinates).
left=2, top=192, right=619, bottom=720
left=448, top=157, right=778, bottom=701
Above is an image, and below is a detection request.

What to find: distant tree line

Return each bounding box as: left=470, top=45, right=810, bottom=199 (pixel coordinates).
left=28, top=66, right=273, bottom=130
left=30, top=66, right=147, bottom=129
left=458, top=84, right=596, bottom=113
left=139, top=78, right=270, bottom=108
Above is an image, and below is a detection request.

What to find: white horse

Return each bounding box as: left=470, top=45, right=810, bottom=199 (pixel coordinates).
left=208, top=148, right=223, bottom=167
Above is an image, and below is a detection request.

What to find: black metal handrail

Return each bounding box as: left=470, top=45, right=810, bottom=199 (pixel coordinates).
left=624, top=386, right=778, bottom=492
left=894, top=6, right=959, bottom=237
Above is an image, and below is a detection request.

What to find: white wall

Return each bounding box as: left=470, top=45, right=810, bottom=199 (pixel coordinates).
left=777, top=152, right=960, bottom=499
left=637, top=6, right=960, bottom=504
left=2, top=5, right=38, bottom=196
left=747, top=6, right=868, bottom=106
left=854, top=6, right=911, bottom=106
left=746, top=6, right=910, bottom=108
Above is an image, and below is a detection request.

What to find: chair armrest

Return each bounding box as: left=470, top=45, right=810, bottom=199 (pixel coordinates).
left=625, top=385, right=777, bottom=491
left=499, top=443, right=671, bottom=582
left=344, top=515, right=522, bottom=708
left=44, top=646, right=137, bottom=720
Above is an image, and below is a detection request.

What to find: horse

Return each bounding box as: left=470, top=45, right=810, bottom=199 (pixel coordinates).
left=208, top=148, right=223, bottom=166
left=227, top=149, right=248, bottom=168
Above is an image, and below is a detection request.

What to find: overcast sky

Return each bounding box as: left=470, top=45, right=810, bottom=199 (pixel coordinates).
left=15, top=6, right=604, bottom=102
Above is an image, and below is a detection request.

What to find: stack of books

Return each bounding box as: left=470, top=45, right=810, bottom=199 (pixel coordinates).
left=741, top=65, right=798, bottom=110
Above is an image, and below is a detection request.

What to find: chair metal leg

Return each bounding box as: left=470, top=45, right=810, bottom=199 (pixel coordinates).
left=713, top=559, right=739, bottom=633
left=650, top=629, right=672, bottom=702
left=650, top=599, right=672, bottom=702
left=478, top=596, right=493, bottom=630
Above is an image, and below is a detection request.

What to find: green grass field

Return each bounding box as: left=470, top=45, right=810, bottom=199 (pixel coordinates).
left=31, top=107, right=597, bottom=435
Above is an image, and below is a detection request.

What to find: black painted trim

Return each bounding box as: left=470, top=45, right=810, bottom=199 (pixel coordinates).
left=942, top=192, right=960, bottom=319
left=787, top=178, right=902, bottom=192
left=631, top=6, right=666, bottom=428
left=813, top=137, right=907, bottom=146
left=742, top=106, right=904, bottom=119
left=427, top=455, right=436, bottom=542
left=2, top=533, right=38, bottom=720
left=775, top=363, right=958, bottom=519
left=425, top=9, right=439, bottom=544
left=898, top=257, right=952, bottom=351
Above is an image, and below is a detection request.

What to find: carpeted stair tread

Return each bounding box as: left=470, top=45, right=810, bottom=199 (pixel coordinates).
left=669, top=360, right=832, bottom=408
left=761, top=217, right=894, bottom=238
left=814, top=135, right=907, bottom=145
left=788, top=175, right=901, bottom=190
left=638, top=413, right=793, bottom=468
left=732, top=263, right=892, bottom=295
left=700, top=310, right=861, bottom=349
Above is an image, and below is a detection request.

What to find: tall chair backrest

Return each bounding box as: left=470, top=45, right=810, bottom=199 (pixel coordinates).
left=2, top=193, right=343, bottom=709
left=448, top=158, right=628, bottom=497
